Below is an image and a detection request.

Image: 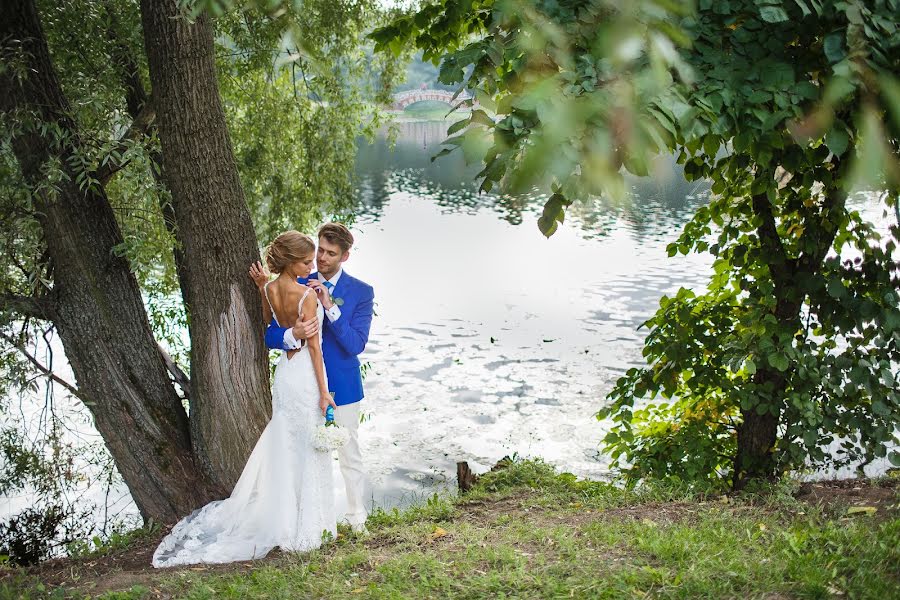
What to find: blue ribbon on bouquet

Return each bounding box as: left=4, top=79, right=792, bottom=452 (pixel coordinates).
left=325, top=405, right=335, bottom=425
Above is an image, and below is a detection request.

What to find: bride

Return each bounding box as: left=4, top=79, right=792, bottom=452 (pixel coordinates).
left=152, top=231, right=338, bottom=568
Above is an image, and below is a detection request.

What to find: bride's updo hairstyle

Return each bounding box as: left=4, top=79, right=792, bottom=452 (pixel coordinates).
left=265, top=230, right=315, bottom=274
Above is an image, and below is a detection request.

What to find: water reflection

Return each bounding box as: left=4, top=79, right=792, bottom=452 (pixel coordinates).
left=355, top=120, right=711, bottom=239
left=351, top=123, right=894, bottom=510
left=350, top=121, right=715, bottom=509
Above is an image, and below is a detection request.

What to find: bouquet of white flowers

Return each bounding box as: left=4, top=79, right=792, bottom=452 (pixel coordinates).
left=313, top=406, right=349, bottom=452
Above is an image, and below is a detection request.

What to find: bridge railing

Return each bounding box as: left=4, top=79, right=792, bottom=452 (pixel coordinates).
left=390, top=89, right=475, bottom=109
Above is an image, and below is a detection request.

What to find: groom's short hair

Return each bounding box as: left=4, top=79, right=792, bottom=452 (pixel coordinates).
left=318, top=222, right=354, bottom=253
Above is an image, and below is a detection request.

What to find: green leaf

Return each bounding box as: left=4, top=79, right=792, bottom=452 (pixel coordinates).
left=745, top=358, right=757, bottom=375
left=823, top=32, right=846, bottom=64
left=802, top=429, right=817, bottom=446
left=881, top=368, right=896, bottom=388
left=733, top=131, right=751, bottom=153
left=872, top=400, right=889, bottom=416
left=760, top=63, right=794, bottom=87
left=793, top=0, right=812, bottom=17
left=446, top=118, right=469, bottom=136
left=537, top=214, right=559, bottom=237
left=889, top=451, right=900, bottom=467
left=703, top=135, right=719, bottom=158
left=430, top=148, right=454, bottom=162
left=768, top=352, right=790, bottom=372
left=751, top=176, right=769, bottom=196
left=826, top=277, right=846, bottom=299
left=759, top=6, right=789, bottom=23
left=825, top=125, right=850, bottom=156
left=623, top=152, right=650, bottom=177
left=470, top=109, right=495, bottom=127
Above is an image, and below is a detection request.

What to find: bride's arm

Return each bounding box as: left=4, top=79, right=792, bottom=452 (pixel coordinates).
left=301, top=292, right=336, bottom=416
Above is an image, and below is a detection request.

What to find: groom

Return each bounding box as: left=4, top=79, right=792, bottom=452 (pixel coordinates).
left=250, top=222, right=374, bottom=532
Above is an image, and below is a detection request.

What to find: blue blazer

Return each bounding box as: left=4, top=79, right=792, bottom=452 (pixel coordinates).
left=264, top=271, right=374, bottom=406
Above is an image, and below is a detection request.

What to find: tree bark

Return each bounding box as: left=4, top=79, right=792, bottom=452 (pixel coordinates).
left=733, top=187, right=843, bottom=490
left=457, top=461, right=477, bottom=493
left=734, top=373, right=783, bottom=489
left=733, top=294, right=802, bottom=490
left=139, top=0, right=271, bottom=491
left=0, top=0, right=221, bottom=521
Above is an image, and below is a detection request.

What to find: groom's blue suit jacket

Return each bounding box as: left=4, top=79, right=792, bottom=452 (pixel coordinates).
left=264, top=271, right=374, bottom=406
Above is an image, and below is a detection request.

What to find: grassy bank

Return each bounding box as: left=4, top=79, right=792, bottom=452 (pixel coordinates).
left=3, top=460, right=898, bottom=599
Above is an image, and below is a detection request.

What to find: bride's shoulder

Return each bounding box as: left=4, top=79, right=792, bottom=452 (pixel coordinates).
left=287, top=281, right=312, bottom=303
left=271, top=279, right=307, bottom=304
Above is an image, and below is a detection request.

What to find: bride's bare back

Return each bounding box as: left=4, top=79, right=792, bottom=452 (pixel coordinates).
left=265, top=279, right=316, bottom=359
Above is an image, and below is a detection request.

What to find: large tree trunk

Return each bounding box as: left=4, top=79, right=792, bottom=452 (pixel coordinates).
left=733, top=295, right=798, bottom=489
left=139, top=0, right=271, bottom=491
left=0, top=0, right=221, bottom=522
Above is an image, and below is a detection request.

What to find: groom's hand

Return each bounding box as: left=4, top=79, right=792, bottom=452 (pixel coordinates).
left=248, top=261, right=269, bottom=289
left=291, top=316, right=319, bottom=341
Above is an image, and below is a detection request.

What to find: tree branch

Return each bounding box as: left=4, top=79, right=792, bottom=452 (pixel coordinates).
left=0, top=331, right=92, bottom=405
left=94, top=9, right=158, bottom=186
left=94, top=102, right=156, bottom=185
left=102, top=11, right=189, bottom=302
left=750, top=192, right=795, bottom=289
left=157, top=342, right=190, bottom=403
left=0, top=292, right=55, bottom=321
left=797, top=160, right=847, bottom=275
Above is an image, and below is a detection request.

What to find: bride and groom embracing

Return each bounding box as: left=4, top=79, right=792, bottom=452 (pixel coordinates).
left=152, top=223, right=374, bottom=568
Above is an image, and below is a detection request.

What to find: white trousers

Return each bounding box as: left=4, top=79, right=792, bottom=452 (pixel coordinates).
left=334, top=402, right=369, bottom=525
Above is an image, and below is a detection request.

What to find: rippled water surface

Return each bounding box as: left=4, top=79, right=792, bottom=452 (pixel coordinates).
left=351, top=121, right=713, bottom=508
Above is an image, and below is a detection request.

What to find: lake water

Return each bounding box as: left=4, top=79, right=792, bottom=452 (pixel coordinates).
left=351, top=121, right=895, bottom=509
left=2, top=119, right=894, bottom=534
left=352, top=121, right=714, bottom=508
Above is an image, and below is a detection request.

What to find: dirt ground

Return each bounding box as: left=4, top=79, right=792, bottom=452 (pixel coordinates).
left=2, top=477, right=897, bottom=598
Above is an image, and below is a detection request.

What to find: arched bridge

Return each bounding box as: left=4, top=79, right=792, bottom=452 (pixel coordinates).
left=391, top=88, right=476, bottom=110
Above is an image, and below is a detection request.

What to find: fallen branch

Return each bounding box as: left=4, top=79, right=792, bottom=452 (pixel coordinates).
left=0, top=331, right=91, bottom=405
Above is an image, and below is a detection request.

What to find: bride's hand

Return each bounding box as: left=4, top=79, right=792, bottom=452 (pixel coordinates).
left=306, top=279, right=334, bottom=309
left=248, top=261, right=269, bottom=289
left=319, top=393, right=337, bottom=416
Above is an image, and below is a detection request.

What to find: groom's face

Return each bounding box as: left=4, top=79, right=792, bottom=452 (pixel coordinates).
left=316, top=237, right=349, bottom=278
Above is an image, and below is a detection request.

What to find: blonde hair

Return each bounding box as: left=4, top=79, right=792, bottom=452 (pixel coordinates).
left=265, top=230, right=315, bottom=274
left=318, top=222, right=354, bottom=253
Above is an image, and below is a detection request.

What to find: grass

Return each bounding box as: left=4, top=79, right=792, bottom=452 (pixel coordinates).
left=2, top=459, right=898, bottom=599
left=65, top=523, right=161, bottom=560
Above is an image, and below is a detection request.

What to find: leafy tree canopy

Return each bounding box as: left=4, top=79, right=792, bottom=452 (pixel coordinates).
left=373, top=0, right=900, bottom=487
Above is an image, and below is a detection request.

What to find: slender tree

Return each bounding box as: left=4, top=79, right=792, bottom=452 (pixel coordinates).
left=138, top=0, right=271, bottom=490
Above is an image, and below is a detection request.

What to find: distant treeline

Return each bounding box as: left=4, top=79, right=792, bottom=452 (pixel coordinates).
left=393, top=53, right=458, bottom=93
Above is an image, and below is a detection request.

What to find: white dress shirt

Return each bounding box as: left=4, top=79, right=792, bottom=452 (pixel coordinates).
left=282, top=269, right=344, bottom=349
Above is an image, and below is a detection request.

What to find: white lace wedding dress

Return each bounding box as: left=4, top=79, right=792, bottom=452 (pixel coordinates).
left=152, top=287, right=335, bottom=568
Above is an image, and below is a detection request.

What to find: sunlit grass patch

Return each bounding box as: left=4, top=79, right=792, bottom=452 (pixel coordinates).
left=4, top=458, right=895, bottom=599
